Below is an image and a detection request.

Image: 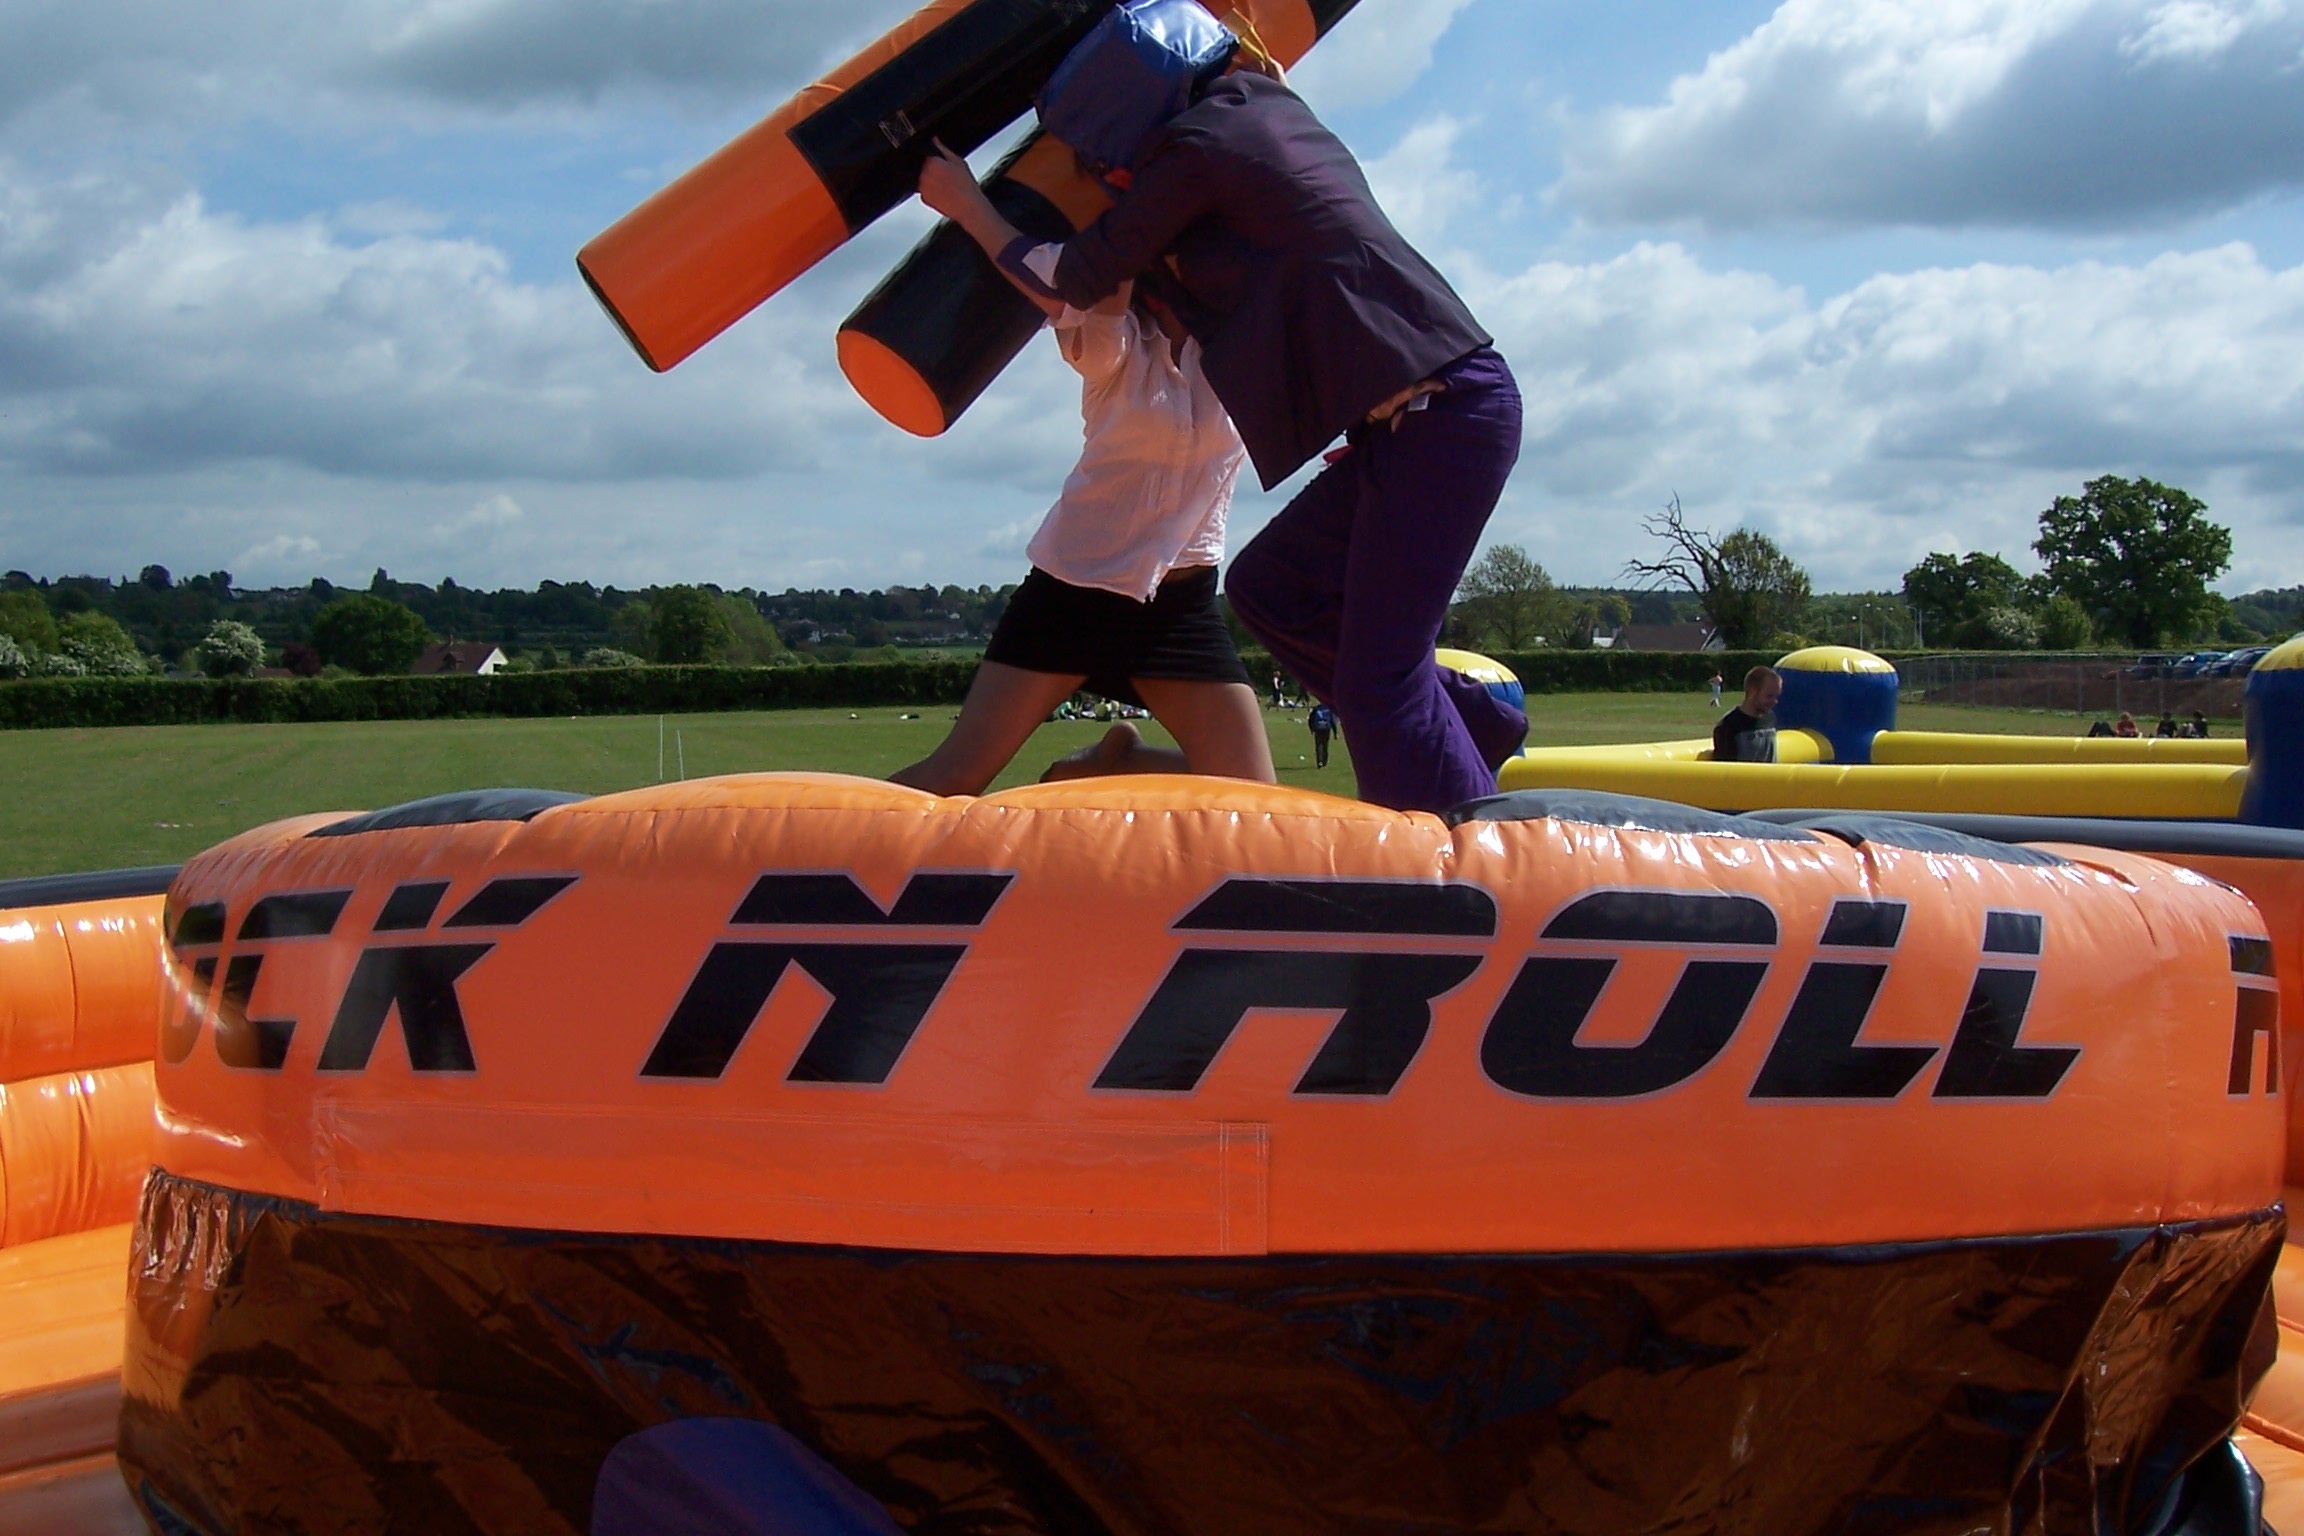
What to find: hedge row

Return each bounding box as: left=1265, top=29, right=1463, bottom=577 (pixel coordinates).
left=0, top=660, right=981, bottom=730
left=1479, top=650, right=1789, bottom=695
left=0, top=647, right=1852, bottom=730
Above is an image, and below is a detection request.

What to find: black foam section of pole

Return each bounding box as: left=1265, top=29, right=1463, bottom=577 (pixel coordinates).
left=1307, top=0, right=1363, bottom=34
left=841, top=140, right=1077, bottom=429
left=791, top=0, right=1118, bottom=233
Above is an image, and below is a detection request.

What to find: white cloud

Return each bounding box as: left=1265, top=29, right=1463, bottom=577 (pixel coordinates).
left=1460, top=240, right=2304, bottom=588
left=1289, top=0, right=1478, bottom=109
left=1363, top=117, right=1481, bottom=248
left=1559, top=0, right=2304, bottom=230
left=2121, top=0, right=2285, bottom=61
left=233, top=532, right=323, bottom=574
left=0, top=0, right=923, bottom=152
left=0, top=171, right=843, bottom=483
left=363, top=0, right=921, bottom=110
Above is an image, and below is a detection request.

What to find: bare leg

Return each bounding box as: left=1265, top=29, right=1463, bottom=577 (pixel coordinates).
left=1138, top=679, right=1276, bottom=782
left=891, top=661, right=1085, bottom=796
left=1041, top=681, right=1277, bottom=784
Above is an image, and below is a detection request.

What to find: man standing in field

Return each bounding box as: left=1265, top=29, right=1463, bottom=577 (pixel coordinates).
left=1713, top=666, right=1781, bottom=763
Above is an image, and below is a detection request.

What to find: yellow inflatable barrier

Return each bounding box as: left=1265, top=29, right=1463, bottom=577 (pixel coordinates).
left=1498, top=757, right=2250, bottom=820
left=1869, top=730, right=2247, bottom=766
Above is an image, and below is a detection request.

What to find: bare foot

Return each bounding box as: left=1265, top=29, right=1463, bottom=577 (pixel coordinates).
left=1041, top=722, right=1142, bottom=783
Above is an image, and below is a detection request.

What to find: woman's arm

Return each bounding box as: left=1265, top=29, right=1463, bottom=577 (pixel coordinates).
left=917, top=142, right=1063, bottom=319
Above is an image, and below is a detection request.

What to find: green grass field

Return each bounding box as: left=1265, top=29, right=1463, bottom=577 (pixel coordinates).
left=0, top=693, right=2237, bottom=879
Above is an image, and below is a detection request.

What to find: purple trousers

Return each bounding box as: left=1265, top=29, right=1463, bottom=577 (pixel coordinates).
left=1228, top=347, right=1526, bottom=814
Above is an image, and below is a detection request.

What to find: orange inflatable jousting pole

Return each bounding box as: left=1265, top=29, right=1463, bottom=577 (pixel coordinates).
left=579, top=0, right=1123, bottom=371
left=839, top=0, right=1358, bottom=434
left=578, top=0, right=1351, bottom=376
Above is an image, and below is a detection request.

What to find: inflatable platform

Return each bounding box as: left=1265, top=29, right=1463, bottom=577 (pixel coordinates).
left=1497, top=642, right=2280, bottom=822
left=66, top=774, right=2284, bottom=1533
left=0, top=867, right=172, bottom=1536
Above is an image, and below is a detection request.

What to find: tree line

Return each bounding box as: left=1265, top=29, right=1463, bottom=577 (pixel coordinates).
left=0, top=474, right=2286, bottom=680
left=0, top=568, right=1022, bottom=679
left=1452, top=474, right=2285, bottom=655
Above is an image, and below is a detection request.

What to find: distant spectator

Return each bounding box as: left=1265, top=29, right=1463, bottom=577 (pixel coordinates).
left=2155, top=711, right=2179, bottom=738
left=1308, top=702, right=1336, bottom=768
left=2087, top=719, right=2115, bottom=738
left=1713, top=666, right=1782, bottom=763
left=1708, top=672, right=1724, bottom=707
left=2115, top=712, right=2140, bottom=738
left=2191, top=710, right=2211, bottom=738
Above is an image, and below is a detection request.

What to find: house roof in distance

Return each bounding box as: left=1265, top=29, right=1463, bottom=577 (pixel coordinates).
left=412, top=641, right=505, bottom=674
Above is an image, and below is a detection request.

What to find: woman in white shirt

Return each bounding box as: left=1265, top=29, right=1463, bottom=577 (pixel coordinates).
left=891, top=282, right=1276, bottom=796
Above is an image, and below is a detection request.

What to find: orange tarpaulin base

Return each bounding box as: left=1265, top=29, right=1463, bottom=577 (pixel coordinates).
left=121, top=1172, right=2279, bottom=1536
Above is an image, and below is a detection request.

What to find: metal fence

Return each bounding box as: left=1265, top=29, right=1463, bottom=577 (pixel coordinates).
left=1895, top=653, right=2248, bottom=721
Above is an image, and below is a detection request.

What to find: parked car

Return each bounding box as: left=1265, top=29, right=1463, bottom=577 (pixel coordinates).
left=2205, top=646, right=2274, bottom=677
left=2122, top=654, right=2178, bottom=678
left=2169, top=651, right=2231, bottom=678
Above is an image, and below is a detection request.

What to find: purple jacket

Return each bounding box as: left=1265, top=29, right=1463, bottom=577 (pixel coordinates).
left=1033, top=72, right=1491, bottom=489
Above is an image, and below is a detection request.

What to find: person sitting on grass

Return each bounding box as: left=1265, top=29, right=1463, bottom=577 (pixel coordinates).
left=1712, top=666, right=1782, bottom=763
left=889, top=277, right=1275, bottom=797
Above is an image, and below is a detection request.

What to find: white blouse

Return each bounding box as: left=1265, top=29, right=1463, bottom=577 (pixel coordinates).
left=1025, top=303, right=1246, bottom=603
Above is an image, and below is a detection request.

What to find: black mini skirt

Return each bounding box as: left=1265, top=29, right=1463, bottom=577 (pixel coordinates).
left=983, top=564, right=1251, bottom=706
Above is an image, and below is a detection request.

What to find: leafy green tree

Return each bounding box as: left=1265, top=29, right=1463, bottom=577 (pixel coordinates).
left=2033, top=475, right=2232, bottom=648
left=0, top=590, right=57, bottom=655
left=0, top=634, right=27, bottom=679
left=197, top=619, right=267, bottom=678
left=1454, top=544, right=1565, bottom=651
left=60, top=612, right=148, bottom=675
left=1901, top=552, right=2026, bottom=647
left=716, top=594, right=786, bottom=666
left=609, top=599, right=654, bottom=658
left=648, top=585, right=736, bottom=665
left=310, top=594, right=433, bottom=675
left=2037, top=593, right=2095, bottom=650
left=1626, top=498, right=1811, bottom=649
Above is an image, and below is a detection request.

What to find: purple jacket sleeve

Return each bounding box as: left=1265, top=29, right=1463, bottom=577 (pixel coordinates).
left=995, top=238, right=1065, bottom=305
left=1046, top=135, right=1223, bottom=310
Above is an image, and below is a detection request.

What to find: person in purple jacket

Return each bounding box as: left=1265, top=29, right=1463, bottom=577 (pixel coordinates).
left=918, top=0, right=1526, bottom=814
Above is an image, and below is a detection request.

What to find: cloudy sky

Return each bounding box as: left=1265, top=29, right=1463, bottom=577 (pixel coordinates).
left=2, top=0, right=2300, bottom=595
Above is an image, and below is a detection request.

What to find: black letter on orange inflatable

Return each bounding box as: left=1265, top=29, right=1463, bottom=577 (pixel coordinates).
left=212, top=954, right=296, bottom=1071
left=2231, top=990, right=2279, bottom=1096
left=316, top=946, right=492, bottom=1073
left=1481, top=891, right=1776, bottom=1099
left=1483, top=958, right=1769, bottom=1099
left=1095, top=951, right=1482, bottom=1095
left=642, top=944, right=969, bottom=1083
left=1933, top=972, right=2074, bottom=1098
left=731, top=872, right=1011, bottom=927
left=1749, top=964, right=1933, bottom=1100
left=1750, top=900, right=1932, bottom=1100
left=162, top=953, right=217, bottom=1066
left=1933, top=909, right=2073, bottom=1098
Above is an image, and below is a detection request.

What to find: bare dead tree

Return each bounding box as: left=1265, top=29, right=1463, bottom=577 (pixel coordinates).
left=1622, top=494, right=1810, bottom=649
